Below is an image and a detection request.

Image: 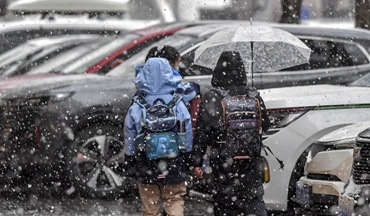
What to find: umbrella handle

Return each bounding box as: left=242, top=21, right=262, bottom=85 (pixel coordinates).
left=250, top=41, right=254, bottom=88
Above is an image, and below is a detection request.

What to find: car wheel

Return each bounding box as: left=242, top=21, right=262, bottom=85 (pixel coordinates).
left=65, top=123, right=128, bottom=198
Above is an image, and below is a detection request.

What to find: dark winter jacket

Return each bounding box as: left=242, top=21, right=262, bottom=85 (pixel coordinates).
left=192, top=51, right=270, bottom=198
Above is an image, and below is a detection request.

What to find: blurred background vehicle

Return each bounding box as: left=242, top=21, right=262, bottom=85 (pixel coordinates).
left=175, top=0, right=354, bottom=25
left=0, top=22, right=196, bottom=79
left=4, top=22, right=370, bottom=85
left=5, top=0, right=175, bottom=23
left=110, top=22, right=370, bottom=89
left=294, top=122, right=370, bottom=215
left=0, top=0, right=178, bottom=55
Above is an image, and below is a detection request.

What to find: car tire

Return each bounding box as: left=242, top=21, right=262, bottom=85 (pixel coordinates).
left=64, top=123, right=128, bottom=199
left=287, top=148, right=310, bottom=216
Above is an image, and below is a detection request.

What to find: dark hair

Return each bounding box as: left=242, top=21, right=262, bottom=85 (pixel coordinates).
left=145, top=45, right=180, bottom=65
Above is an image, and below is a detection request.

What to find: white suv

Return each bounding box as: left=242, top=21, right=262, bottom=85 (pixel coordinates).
left=293, top=122, right=370, bottom=215
left=259, top=84, right=370, bottom=212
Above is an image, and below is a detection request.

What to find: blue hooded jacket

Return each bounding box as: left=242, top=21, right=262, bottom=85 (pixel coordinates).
left=134, top=63, right=198, bottom=104
left=124, top=58, right=193, bottom=184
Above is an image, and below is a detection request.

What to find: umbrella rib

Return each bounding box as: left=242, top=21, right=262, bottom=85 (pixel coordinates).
left=258, top=42, right=271, bottom=72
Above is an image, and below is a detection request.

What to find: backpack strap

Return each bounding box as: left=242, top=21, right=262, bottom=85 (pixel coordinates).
left=167, top=93, right=183, bottom=109
left=134, top=95, right=151, bottom=122
left=211, top=88, right=229, bottom=130
left=134, top=93, right=183, bottom=123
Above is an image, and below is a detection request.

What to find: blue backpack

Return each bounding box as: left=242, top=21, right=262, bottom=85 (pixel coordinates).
left=134, top=94, right=187, bottom=160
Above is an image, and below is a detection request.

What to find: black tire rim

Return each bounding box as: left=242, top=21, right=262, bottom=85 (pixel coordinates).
left=74, top=134, right=125, bottom=192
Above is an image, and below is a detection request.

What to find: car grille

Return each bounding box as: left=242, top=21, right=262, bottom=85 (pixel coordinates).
left=307, top=173, right=341, bottom=182
left=353, top=129, right=370, bottom=184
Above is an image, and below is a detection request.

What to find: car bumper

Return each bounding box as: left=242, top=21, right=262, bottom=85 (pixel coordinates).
left=299, top=176, right=345, bottom=197
left=295, top=177, right=345, bottom=215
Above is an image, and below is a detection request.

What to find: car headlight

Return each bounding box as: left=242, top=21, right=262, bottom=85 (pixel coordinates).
left=310, top=137, right=356, bottom=160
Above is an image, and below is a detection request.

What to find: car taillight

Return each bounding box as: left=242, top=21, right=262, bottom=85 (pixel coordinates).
left=268, top=107, right=309, bottom=129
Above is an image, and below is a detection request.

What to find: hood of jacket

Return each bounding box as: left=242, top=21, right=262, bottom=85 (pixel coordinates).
left=211, top=51, right=247, bottom=89
left=134, top=58, right=182, bottom=95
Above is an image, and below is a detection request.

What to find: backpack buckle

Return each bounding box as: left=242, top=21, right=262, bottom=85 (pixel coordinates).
left=233, top=155, right=251, bottom=160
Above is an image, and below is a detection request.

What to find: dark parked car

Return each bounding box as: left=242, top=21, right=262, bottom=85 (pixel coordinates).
left=1, top=23, right=370, bottom=208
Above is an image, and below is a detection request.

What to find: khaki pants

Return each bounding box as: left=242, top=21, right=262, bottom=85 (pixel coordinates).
left=138, top=182, right=187, bottom=216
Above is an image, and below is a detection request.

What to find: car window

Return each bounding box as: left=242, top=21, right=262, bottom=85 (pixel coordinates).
left=0, top=41, right=93, bottom=78
left=92, top=33, right=168, bottom=75
left=55, top=35, right=138, bottom=74
left=27, top=41, right=103, bottom=75
left=179, top=44, right=213, bottom=76
left=349, top=72, right=370, bottom=87
left=0, top=29, right=122, bottom=55
left=281, top=38, right=369, bottom=71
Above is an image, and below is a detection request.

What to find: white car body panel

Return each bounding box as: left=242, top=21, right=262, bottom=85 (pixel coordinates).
left=259, top=84, right=370, bottom=210
left=316, top=121, right=370, bottom=143
left=260, top=84, right=370, bottom=108
left=305, top=149, right=354, bottom=183
left=298, top=149, right=353, bottom=197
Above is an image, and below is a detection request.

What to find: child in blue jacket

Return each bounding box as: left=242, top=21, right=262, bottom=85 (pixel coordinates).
left=124, top=57, right=193, bottom=216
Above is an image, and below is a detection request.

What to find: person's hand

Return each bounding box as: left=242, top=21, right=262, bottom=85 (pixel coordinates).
left=124, top=155, right=136, bottom=177
left=189, top=81, right=201, bottom=95
left=194, top=167, right=203, bottom=179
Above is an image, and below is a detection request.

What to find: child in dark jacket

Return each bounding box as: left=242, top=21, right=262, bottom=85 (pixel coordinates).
left=192, top=51, right=270, bottom=216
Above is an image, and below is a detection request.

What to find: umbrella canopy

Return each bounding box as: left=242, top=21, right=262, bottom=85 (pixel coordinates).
left=194, top=25, right=311, bottom=73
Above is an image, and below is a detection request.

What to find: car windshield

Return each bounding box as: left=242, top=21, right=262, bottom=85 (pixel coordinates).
left=106, top=34, right=195, bottom=79
left=27, top=34, right=139, bottom=75
left=0, top=37, right=73, bottom=69
left=0, top=43, right=38, bottom=66
left=0, top=36, right=100, bottom=78
left=26, top=40, right=106, bottom=75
